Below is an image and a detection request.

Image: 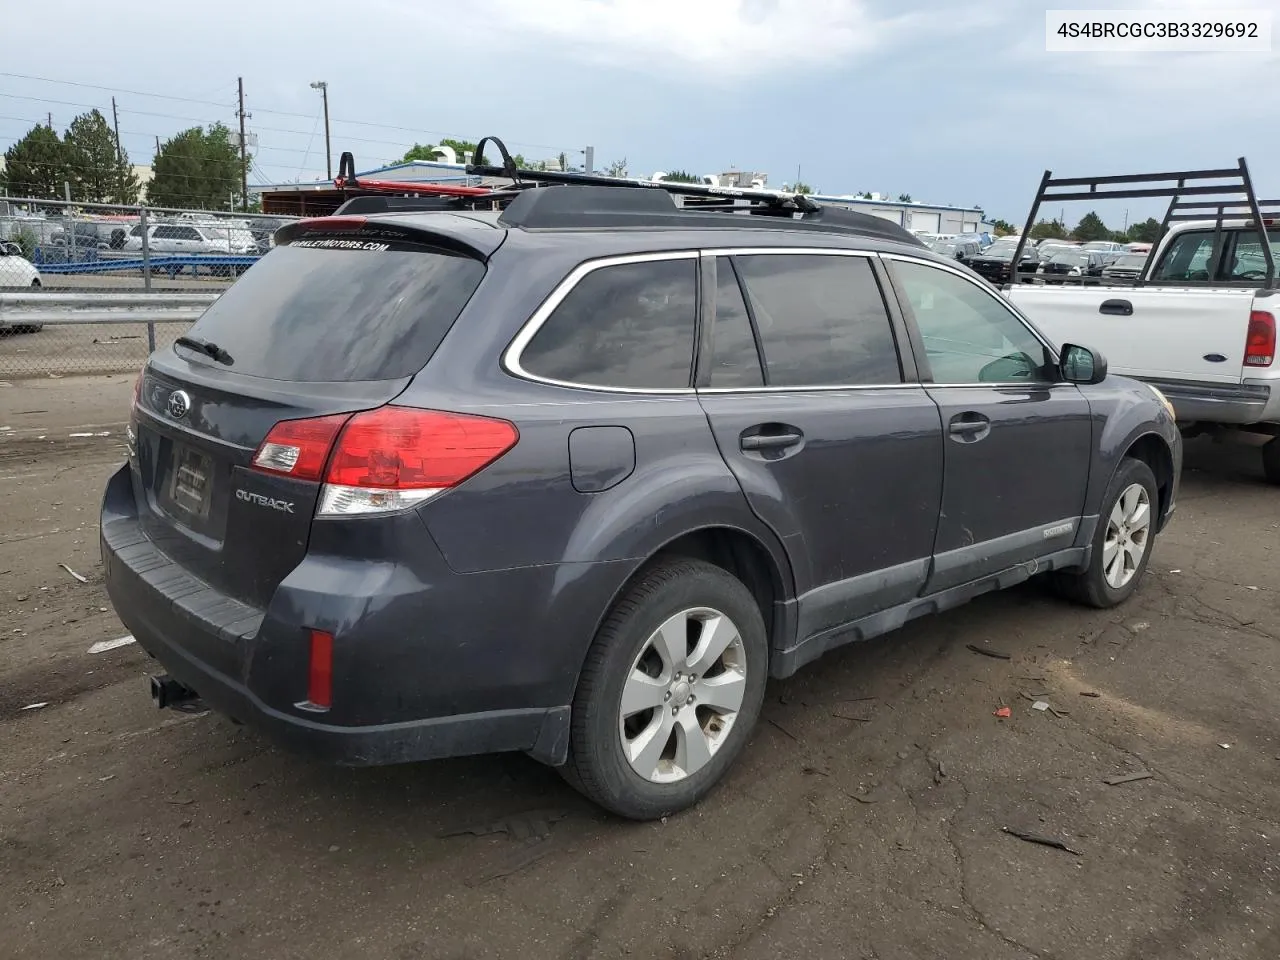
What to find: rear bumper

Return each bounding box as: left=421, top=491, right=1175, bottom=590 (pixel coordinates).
left=1144, top=377, right=1276, bottom=426
left=99, top=463, right=627, bottom=767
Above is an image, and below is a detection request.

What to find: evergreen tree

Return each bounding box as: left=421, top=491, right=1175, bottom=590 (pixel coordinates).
left=64, top=110, right=138, bottom=204
left=2, top=124, right=70, bottom=200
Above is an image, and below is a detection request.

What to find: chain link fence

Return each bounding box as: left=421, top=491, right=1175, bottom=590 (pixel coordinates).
left=1, top=196, right=295, bottom=379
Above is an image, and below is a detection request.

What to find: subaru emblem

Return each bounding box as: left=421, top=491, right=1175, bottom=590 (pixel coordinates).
left=166, top=389, right=191, bottom=419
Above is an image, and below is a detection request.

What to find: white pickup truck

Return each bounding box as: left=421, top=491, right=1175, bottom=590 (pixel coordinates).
left=1003, top=189, right=1279, bottom=483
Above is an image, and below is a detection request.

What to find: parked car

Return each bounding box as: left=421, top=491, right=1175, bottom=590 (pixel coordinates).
left=123, top=222, right=258, bottom=256
left=1037, top=249, right=1111, bottom=281
left=1082, top=241, right=1126, bottom=256
left=1126, top=242, right=1153, bottom=255
left=1003, top=161, right=1280, bottom=483
left=0, top=241, right=43, bottom=333
left=965, top=239, right=1039, bottom=283
left=103, top=183, right=1182, bottom=820
left=1100, top=253, right=1148, bottom=282
left=927, top=238, right=980, bottom=262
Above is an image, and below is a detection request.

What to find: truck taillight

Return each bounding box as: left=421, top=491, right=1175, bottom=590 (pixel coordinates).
left=1245, top=311, right=1275, bottom=368
left=250, top=407, right=519, bottom=517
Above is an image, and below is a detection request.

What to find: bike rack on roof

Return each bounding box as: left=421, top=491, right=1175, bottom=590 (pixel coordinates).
left=1010, top=158, right=1275, bottom=290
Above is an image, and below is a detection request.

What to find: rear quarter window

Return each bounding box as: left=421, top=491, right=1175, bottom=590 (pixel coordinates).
left=179, top=238, right=485, bottom=382
left=517, top=257, right=698, bottom=389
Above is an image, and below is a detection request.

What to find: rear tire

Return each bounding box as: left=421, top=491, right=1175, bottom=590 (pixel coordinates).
left=1054, top=457, right=1159, bottom=608
left=1263, top=437, right=1280, bottom=486
left=564, top=558, right=768, bottom=820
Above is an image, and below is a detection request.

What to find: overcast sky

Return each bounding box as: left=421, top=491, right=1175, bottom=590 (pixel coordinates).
left=3, top=0, right=1278, bottom=225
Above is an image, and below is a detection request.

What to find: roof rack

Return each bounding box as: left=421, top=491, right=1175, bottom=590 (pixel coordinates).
left=1010, top=158, right=1274, bottom=289
left=464, top=135, right=925, bottom=246
left=324, top=140, right=926, bottom=247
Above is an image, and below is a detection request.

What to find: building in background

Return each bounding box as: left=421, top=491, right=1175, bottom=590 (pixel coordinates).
left=808, top=193, right=991, bottom=235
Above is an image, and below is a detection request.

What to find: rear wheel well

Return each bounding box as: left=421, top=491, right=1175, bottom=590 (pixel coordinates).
left=647, top=528, right=784, bottom=650
left=1122, top=434, right=1174, bottom=523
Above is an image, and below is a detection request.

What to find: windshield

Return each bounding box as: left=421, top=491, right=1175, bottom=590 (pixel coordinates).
left=1050, top=252, right=1090, bottom=266
left=180, top=239, right=485, bottom=382
left=1110, top=254, right=1147, bottom=268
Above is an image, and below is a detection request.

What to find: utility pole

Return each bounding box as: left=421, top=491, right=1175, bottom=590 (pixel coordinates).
left=111, top=96, right=125, bottom=202
left=46, top=112, right=53, bottom=129
left=236, top=76, right=250, bottom=212
left=310, top=81, right=331, bottom=179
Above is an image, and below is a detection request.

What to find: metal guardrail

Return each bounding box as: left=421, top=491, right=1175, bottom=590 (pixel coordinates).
left=0, top=291, right=220, bottom=325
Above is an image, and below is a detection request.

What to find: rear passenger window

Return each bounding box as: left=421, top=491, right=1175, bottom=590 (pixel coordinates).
left=1152, top=231, right=1216, bottom=282
left=709, top=262, right=764, bottom=388
left=520, top=258, right=697, bottom=389
left=732, top=254, right=901, bottom=386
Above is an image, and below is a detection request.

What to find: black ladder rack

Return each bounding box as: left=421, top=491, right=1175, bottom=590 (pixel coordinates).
left=1010, top=158, right=1275, bottom=289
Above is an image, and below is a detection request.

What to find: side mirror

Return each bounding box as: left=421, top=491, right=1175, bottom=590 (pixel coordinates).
left=1060, top=343, right=1107, bottom=384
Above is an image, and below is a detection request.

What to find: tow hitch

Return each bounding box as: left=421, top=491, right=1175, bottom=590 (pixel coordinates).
left=150, top=674, right=200, bottom=711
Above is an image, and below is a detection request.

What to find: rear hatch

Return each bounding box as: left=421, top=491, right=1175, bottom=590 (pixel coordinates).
left=130, top=217, right=495, bottom=608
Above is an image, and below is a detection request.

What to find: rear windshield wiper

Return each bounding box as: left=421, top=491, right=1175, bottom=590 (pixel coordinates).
left=174, top=335, right=234, bottom=366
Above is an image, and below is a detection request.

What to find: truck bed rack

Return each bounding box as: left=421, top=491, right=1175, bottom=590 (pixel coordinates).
left=1010, top=158, right=1275, bottom=289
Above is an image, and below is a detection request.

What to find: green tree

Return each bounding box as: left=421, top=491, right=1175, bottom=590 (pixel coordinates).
left=64, top=110, right=138, bottom=204
left=989, top=218, right=1017, bottom=235
left=605, top=158, right=628, bottom=178
left=1029, top=218, right=1068, bottom=240
left=1126, top=217, right=1161, bottom=243
left=793, top=181, right=813, bottom=195
left=897, top=193, right=912, bottom=202
left=1071, top=211, right=1110, bottom=242
left=148, top=124, right=247, bottom=210
left=662, top=169, right=702, bottom=184
left=2, top=124, right=70, bottom=200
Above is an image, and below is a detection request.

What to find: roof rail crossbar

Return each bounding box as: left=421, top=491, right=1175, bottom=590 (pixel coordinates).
left=466, top=135, right=822, bottom=213
left=1010, top=157, right=1274, bottom=290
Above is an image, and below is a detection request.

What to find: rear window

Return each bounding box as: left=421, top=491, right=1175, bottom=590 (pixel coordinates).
left=180, top=239, right=485, bottom=382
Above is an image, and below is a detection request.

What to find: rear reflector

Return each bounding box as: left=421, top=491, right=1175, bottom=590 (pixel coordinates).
left=307, top=629, right=333, bottom=710
left=318, top=407, right=519, bottom=517
left=1245, top=311, right=1275, bottom=367
left=252, top=414, right=352, bottom=481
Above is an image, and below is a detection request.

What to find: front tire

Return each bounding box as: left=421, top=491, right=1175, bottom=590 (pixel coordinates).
left=1055, top=457, right=1159, bottom=608
left=564, top=558, right=768, bottom=820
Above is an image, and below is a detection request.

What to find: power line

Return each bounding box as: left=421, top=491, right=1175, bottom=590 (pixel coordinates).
left=0, top=71, right=234, bottom=108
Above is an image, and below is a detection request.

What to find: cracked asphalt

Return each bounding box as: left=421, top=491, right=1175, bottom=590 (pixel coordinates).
left=2, top=378, right=1278, bottom=960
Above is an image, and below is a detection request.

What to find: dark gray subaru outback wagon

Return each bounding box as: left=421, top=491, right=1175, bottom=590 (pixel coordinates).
left=103, top=175, right=1181, bottom=820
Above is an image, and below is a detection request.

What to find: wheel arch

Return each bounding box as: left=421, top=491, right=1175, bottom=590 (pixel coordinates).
left=1119, top=432, right=1176, bottom=529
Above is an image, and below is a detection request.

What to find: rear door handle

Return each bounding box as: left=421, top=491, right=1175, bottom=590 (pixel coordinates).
left=948, top=413, right=991, bottom=442
left=740, top=432, right=803, bottom=451
left=1099, top=298, right=1133, bottom=316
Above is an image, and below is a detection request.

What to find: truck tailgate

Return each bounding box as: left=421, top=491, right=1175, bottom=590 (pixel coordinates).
left=1007, top=284, right=1257, bottom=385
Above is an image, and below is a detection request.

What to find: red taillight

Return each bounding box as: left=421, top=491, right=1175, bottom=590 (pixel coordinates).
left=307, top=629, right=333, bottom=709
left=326, top=407, right=519, bottom=489
left=251, top=407, right=519, bottom=517
left=1245, top=310, right=1275, bottom=368
left=251, top=414, right=351, bottom=481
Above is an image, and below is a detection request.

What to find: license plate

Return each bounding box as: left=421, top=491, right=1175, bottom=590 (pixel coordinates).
left=169, top=446, right=212, bottom=518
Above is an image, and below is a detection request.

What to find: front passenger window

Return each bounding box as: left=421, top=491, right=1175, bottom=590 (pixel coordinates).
left=891, top=261, right=1053, bottom=384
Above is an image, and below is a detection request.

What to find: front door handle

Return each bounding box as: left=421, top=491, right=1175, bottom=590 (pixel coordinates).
left=1099, top=298, right=1133, bottom=316
left=740, top=431, right=803, bottom=451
